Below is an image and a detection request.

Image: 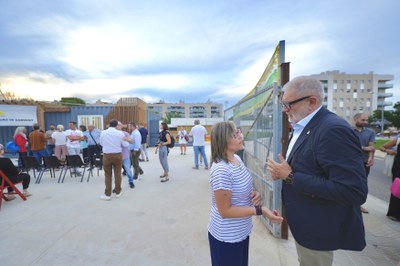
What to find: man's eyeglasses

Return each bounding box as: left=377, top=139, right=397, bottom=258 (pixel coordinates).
left=281, top=95, right=312, bottom=110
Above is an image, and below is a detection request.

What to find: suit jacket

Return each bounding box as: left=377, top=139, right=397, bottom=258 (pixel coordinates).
left=283, top=107, right=367, bottom=251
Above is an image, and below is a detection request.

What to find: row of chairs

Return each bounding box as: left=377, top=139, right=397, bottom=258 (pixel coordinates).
left=21, top=155, right=103, bottom=184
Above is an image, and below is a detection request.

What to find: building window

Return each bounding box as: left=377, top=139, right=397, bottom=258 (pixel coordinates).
left=78, top=115, right=104, bottom=130
left=333, top=81, right=337, bottom=90
left=345, top=108, right=350, bottom=117
left=360, top=80, right=365, bottom=90
left=347, top=81, right=351, bottom=90
left=353, top=93, right=357, bottom=99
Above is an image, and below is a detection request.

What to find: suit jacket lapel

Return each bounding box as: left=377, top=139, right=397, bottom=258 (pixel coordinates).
left=287, top=107, right=327, bottom=163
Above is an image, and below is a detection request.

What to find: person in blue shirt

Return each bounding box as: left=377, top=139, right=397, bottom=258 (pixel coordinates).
left=84, top=125, right=102, bottom=168
left=128, top=122, right=144, bottom=180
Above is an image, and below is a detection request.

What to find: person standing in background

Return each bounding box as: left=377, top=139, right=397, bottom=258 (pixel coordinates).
left=29, top=123, right=47, bottom=166
left=177, top=126, right=188, bottom=155
left=52, top=124, right=68, bottom=163
left=79, top=125, right=89, bottom=164
left=353, top=113, right=376, bottom=214
left=85, top=124, right=102, bottom=168
left=117, top=122, right=135, bottom=189
left=45, top=124, right=56, bottom=156
left=380, top=137, right=400, bottom=221
left=138, top=123, right=149, bottom=162
left=14, top=127, right=28, bottom=168
left=189, top=119, right=209, bottom=170
left=157, top=122, right=171, bottom=182
left=99, top=119, right=130, bottom=201
left=65, top=121, right=83, bottom=156
left=128, top=122, right=144, bottom=180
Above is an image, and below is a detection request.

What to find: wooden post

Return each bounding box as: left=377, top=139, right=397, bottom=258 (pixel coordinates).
left=280, top=62, right=290, bottom=240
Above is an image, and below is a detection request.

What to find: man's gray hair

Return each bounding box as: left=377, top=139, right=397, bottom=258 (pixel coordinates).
left=194, top=119, right=200, bottom=125
left=283, top=76, right=324, bottom=104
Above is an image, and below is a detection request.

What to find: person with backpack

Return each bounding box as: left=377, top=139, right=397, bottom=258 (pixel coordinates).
left=157, top=122, right=172, bottom=182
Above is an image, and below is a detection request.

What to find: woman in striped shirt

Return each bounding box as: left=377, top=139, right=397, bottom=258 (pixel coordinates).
left=208, top=121, right=283, bottom=266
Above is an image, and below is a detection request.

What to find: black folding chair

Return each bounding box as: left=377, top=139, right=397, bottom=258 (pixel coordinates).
left=37, top=156, right=62, bottom=184
left=58, top=155, right=88, bottom=183
left=21, top=156, right=40, bottom=179
left=87, top=154, right=103, bottom=181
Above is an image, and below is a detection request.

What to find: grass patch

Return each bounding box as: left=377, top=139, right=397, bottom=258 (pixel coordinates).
left=375, top=139, right=391, bottom=149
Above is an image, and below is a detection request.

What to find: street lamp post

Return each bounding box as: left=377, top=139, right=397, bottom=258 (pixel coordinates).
left=381, top=106, right=384, bottom=134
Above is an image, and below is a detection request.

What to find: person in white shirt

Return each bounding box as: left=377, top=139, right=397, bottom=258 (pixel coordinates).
left=99, top=119, right=130, bottom=201
left=65, top=121, right=83, bottom=156
left=51, top=124, right=68, bottom=162
left=177, top=126, right=188, bottom=155
left=189, top=119, right=209, bottom=169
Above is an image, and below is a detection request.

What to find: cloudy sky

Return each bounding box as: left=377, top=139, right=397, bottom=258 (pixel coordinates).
left=0, top=0, right=399, bottom=108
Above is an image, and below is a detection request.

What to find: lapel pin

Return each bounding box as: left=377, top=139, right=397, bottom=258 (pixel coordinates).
left=307, top=131, right=310, bottom=135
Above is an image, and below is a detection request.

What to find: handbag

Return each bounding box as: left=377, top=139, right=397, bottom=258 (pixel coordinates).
left=89, top=131, right=102, bottom=151
left=184, top=135, right=189, bottom=142
left=391, top=177, right=400, bottom=199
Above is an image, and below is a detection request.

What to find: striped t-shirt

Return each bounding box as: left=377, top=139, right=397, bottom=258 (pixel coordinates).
left=208, top=155, right=253, bottom=243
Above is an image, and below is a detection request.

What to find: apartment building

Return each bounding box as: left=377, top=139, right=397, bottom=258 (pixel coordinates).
left=310, top=71, right=394, bottom=124
left=147, top=101, right=223, bottom=118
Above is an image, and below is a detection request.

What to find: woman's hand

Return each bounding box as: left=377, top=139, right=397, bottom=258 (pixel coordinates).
left=251, top=191, right=262, bottom=206
left=262, top=207, right=284, bottom=223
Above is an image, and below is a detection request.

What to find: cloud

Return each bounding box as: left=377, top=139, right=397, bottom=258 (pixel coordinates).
left=0, top=0, right=399, bottom=110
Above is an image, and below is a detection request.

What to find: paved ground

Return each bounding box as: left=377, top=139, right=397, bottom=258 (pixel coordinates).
left=0, top=145, right=399, bottom=266
left=368, top=150, right=393, bottom=202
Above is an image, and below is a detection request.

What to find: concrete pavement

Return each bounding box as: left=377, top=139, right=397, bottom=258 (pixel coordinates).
left=0, top=145, right=399, bottom=265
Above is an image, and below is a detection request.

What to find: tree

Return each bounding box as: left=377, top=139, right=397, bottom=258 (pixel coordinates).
left=162, top=111, right=181, bottom=124
left=60, top=97, right=86, bottom=105
left=391, top=101, right=400, bottom=128
left=369, top=109, right=395, bottom=130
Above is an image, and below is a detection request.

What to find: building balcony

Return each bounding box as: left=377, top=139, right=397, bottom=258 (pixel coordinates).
left=378, top=83, right=393, bottom=89
left=378, top=93, right=393, bottom=98
left=378, top=102, right=393, bottom=107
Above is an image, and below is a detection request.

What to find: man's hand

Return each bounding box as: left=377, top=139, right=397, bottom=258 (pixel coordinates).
left=267, top=153, right=292, bottom=181
left=367, top=157, right=374, bottom=167
left=251, top=191, right=261, bottom=206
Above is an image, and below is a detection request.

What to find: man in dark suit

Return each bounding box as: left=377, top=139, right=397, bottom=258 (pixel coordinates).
left=267, top=76, right=367, bottom=265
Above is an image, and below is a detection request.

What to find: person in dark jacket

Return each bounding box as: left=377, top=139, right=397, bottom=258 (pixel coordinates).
left=267, top=76, right=367, bottom=266
left=0, top=144, right=32, bottom=199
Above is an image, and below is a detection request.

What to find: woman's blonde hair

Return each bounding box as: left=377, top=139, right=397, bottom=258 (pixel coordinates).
left=210, top=121, right=237, bottom=166
left=56, top=124, right=64, bottom=131
left=13, top=127, right=27, bottom=139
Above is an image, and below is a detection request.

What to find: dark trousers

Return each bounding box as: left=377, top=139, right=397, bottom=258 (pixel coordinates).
left=130, top=150, right=142, bottom=179
left=47, top=144, right=55, bottom=156
left=103, top=153, right=122, bottom=196
left=5, top=173, right=31, bottom=192
left=208, top=232, right=249, bottom=266
left=18, top=152, right=27, bottom=168
left=82, top=148, right=89, bottom=164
